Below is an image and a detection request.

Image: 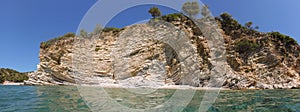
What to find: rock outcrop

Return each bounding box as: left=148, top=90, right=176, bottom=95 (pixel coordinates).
left=25, top=13, right=300, bottom=89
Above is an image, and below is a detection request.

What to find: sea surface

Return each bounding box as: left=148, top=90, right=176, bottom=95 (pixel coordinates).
left=0, top=85, right=299, bottom=112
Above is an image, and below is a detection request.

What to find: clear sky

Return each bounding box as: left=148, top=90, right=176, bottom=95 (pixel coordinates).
left=0, top=0, right=299, bottom=72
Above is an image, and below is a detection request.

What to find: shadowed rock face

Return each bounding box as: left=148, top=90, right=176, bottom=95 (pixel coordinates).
left=25, top=14, right=300, bottom=89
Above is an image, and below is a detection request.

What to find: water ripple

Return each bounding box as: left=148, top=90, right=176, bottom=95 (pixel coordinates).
left=0, top=86, right=299, bottom=112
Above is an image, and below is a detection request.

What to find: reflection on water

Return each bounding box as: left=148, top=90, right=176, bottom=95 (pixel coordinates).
left=0, top=86, right=299, bottom=112
left=77, top=86, right=196, bottom=112
left=104, top=88, right=175, bottom=109
left=35, top=86, right=90, bottom=112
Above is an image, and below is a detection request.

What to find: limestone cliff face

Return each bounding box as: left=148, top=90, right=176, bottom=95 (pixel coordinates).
left=25, top=14, right=300, bottom=89
left=25, top=36, right=75, bottom=85
left=223, top=33, right=300, bottom=89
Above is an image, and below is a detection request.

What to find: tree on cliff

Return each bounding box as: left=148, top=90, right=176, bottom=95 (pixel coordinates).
left=245, top=21, right=253, bottom=29
left=217, top=12, right=242, bottom=35
left=182, top=1, right=200, bottom=18
left=148, top=7, right=161, bottom=18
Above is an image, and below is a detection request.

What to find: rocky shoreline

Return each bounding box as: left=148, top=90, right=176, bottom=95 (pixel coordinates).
left=7, top=81, right=300, bottom=90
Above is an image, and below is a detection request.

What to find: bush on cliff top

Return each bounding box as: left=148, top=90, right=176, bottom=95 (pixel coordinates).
left=215, top=13, right=242, bottom=35
left=41, top=32, right=75, bottom=48
left=216, top=13, right=262, bottom=37
left=159, top=13, right=184, bottom=22
left=268, top=32, right=298, bottom=45
left=102, top=27, right=124, bottom=33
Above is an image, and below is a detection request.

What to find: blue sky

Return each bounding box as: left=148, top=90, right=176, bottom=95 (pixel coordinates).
left=0, top=0, right=299, bottom=72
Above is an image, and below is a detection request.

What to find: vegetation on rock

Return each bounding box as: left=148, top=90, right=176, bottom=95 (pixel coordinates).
left=95, top=47, right=100, bottom=52
left=235, top=39, right=260, bottom=54
left=102, top=27, right=124, bottom=33
left=41, top=32, right=75, bottom=48
left=0, top=68, right=29, bottom=83
left=216, top=13, right=242, bottom=35
left=148, top=7, right=161, bottom=18
left=268, top=31, right=298, bottom=45
left=159, top=13, right=184, bottom=21
left=215, top=12, right=298, bottom=46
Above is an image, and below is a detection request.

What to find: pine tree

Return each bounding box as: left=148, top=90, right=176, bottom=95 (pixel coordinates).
left=148, top=7, right=161, bottom=18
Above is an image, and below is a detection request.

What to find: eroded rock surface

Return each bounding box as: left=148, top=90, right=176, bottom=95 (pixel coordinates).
left=25, top=14, right=300, bottom=89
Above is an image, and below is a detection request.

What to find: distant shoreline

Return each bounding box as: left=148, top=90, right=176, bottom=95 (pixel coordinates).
left=1, top=81, right=24, bottom=85
left=76, top=84, right=232, bottom=90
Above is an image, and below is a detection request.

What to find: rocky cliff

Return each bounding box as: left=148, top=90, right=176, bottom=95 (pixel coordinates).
left=25, top=13, right=300, bottom=89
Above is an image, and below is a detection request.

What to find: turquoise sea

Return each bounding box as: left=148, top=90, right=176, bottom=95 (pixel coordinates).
left=0, top=85, right=299, bottom=112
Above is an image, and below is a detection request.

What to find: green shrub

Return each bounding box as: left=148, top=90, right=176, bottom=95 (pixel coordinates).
left=0, top=75, right=4, bottom=83
left=217, top=13, right=242, bottom=35
left=160, top=13, right=184, bottom=22
left=41, top=32, right=75, bottom=48
left=95, top=47, right=100, bottom=52
left=268, top=32, right=298, bottom=45
left=102, top=27, right=123, bottom=33
left=235, top=39, right=260, bottom=54
left=216, top=13, right=262, bottom=36
left=245, top=69, right=252, bottom=73
left=62, top=32, right=76, bottom=37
